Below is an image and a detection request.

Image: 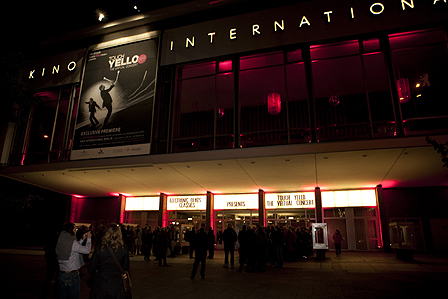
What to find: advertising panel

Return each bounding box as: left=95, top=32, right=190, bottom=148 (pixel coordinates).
left=265, top=192, right=315, bottom=209
left=214, top=194, right=259, bottom=210
left=71, top=39, right=158, bottom=160
left=167, top=195, right=207, bottom=210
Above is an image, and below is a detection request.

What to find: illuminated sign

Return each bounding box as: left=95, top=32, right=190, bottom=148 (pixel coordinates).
left=265, top=192, right=315, bottom=209
left=214, top=194, right=259, bottom=210
left=23, top=49, right=85, bottom=91
left=167, top=196, right=207, bottom=210
left=125, top=196, right=159, bottom=211
left=161, top=0, right=448, bottom=66
left=321, top=190, right=376, bottom=208
left=29, top=61, right=77, bottom=79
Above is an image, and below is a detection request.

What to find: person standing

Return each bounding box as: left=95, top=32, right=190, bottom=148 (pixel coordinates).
left=56, top=223, right=92, bottom=299
left=190, top=225, right=208, bottom=279
left=237, top=225, right=248, bottom=272
left=207, top=227, right=215, bottom=259
left=222, top=224, right=237, bottom=267
left=188, top=227, right=196, bottom=259
left=142, top=227, right=153, bottom=261
left=88, top=223, right=130, bottom=299
left=156, top=227, right=169, bottom=266
left=333, top=229, right=344, bottom=257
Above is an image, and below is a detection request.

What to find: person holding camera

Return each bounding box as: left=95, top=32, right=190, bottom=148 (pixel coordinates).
left=56, top=223, right=92, bottom=299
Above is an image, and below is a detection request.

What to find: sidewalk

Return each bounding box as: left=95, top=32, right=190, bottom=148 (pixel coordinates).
left=1, top=249, right=447, bottom=299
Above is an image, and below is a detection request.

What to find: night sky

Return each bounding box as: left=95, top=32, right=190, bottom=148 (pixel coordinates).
left=2, top=1, right=195, bottom=50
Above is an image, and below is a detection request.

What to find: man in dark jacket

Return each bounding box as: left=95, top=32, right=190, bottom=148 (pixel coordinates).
left=222, top=224, right=237, bottom=267
left=237, top=225, right=248, bottom=272
left=156, top=227, right=169, bottom=266
left=190, top=225, right=208, bottom=279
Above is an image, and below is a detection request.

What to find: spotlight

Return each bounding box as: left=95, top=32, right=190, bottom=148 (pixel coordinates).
left=98, top=12, right=105, bottom=21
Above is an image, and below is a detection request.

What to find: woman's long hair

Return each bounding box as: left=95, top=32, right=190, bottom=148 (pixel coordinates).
left=101, top=223, right=124, bottom=251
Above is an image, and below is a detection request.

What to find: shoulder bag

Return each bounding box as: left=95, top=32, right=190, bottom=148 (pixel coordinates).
left=107, top=246, right=132, bottom=296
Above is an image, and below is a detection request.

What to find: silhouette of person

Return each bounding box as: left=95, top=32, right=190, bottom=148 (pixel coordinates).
left=190, top=225, right=208, bottom=279
left=85, top=98, right=101, bottom=126
left=99, top=83, right=114, bottom=126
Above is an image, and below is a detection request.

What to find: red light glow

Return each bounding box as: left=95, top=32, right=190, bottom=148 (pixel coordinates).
left=381, top=180, right=400, bottom=188
left=267, top=93, right=281, bottom=115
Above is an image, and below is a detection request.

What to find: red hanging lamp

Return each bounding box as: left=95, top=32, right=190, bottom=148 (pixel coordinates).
left=267, top=92, right=281, bottom=115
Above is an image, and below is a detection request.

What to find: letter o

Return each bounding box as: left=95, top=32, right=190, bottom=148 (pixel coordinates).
left=132, top=55, right=139, bottom=64
left=67, top=61, right=76, bottom=71
left=370, top=3, right=385, bottom=15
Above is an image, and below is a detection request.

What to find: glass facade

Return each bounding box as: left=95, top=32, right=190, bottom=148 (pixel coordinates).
left=153, top=28, right=448, bottom=154
left=6, top=28, right=448, bottom=162
left=17, top=86, right=79, bottom=165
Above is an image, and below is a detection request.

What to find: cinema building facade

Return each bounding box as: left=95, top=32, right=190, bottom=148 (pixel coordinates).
left=1, top=0, right=448, bottom=253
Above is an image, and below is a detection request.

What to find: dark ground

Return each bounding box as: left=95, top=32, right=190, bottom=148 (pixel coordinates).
left=1, top=248, right=447, bottom=299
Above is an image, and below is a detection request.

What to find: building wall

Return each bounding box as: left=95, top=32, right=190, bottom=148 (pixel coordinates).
left=70, top=196, right=121, bottom=230
left=383, top=187, right=448, bottom=252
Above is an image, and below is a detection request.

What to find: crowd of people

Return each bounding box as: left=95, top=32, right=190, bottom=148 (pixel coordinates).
left=220, top=224, right=314, bottom=273
left=45, top=222, right=318, bottom=298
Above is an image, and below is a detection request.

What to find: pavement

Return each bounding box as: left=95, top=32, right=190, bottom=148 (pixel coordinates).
left=1, top=248, right=447, bottom=299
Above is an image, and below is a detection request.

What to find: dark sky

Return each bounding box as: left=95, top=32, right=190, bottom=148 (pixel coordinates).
left=2, top=1, right=195, bottom=50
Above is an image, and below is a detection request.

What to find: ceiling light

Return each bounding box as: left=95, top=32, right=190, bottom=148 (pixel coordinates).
left=98, top=12, right=105, bottom=21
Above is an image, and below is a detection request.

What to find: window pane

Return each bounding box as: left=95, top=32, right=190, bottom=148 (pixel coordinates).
left=51, top=88, right=71, bottom=160
left=240, top=52, right=283, bottom=70
left=363, top=38, right=380, bottom=53
left=173, top=76, right=215, bottom=152
left=219, top=60, right=232, bottom=73
left=180, top=61, right=215, bottom=79
left=390, top=29, right=448, bottom=135
left=310, top=40, right=359, bottom=60
left=216, top=73, right=234, bottom=149
left=363, top=52, right=396, bottom=137
left=286, top=62, right=310, bottom=143
left=389, top=29, right=447, bottom=50
left=26, top=91, right=59, bottom=164
left=312, top=55, right=370, bottom=141
left=239, top=64, right=287, bottom=147
left=287, top=49, right=302, bottom=62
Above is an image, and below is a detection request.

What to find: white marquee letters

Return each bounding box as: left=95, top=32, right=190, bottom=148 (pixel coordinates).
left=230, top=28, right=237, bottom=39
left=67, top=61, right=76, bottom=71
left=402, top=0, right=414, bottom=10
left=186, top=37, right=195, bottom=47
left=252, top=24, right=261, bottom=35
left=274, top=20, right=285, bottom=31
left=370, top=3, right=385, bottom=15
left=208, top=32, right=216, bottom=43
left=324, top=11, right=333, bottom=22
left=299, top=16, right=311, bottom=27
left=52, top=65, right=60, bottom=74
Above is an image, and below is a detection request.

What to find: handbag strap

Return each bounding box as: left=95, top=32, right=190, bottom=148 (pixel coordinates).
left=107, top=246, right=125, bottom=274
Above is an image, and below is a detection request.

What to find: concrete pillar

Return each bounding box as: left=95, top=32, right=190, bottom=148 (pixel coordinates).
left=159, top=193, right=168, bottom=228
left=206, top=191, right=214, bottom=230
left=315, top=187, right=323, bottom=222
left=258, top=189, right=266, bottom=227
left=118, top=194, right=126, bottom=224
left=376, top=185, right=391, bottom=252
left=314, top=187, right=326, bottom=259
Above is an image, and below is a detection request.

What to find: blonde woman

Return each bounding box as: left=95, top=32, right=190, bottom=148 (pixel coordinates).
left=88, top=223, right=130, bottom=299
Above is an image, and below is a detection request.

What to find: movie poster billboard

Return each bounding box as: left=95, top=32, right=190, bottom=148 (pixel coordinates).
left=71, top=39, right=158, bottom=160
